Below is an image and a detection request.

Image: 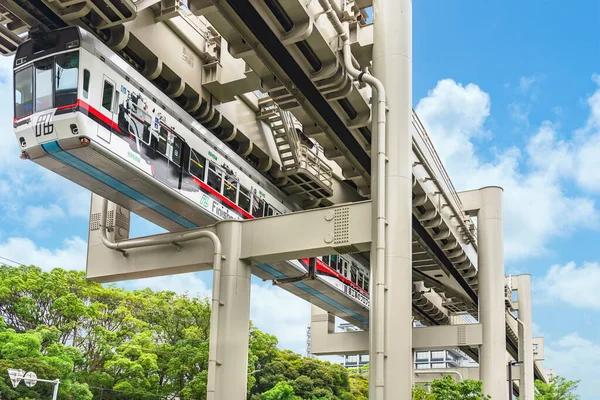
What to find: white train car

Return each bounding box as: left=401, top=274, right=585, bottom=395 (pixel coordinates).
left=12, top=27, right=370, bottom=326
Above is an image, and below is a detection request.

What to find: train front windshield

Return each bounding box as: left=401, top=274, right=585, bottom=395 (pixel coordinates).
left=14, top=51, right=79, bottom=120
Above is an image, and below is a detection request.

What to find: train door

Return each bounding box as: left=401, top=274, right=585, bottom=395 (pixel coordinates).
left=154, top=126, right=182, bottom=189
left=168, top=133, right=183, bottom=189
left=98, top=76, right=116, bottom=143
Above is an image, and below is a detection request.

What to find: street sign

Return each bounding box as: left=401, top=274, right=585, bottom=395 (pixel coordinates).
left=7, top=368, right=24, bottom=388
left=24, top=371, right=37, bottom=387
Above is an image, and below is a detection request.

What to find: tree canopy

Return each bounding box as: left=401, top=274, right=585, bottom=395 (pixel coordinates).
left=534, top=376, right=580, bottom=400
left=0, top=265, right=363, bottom=399
left=0, top=265, right=580, bottom=400
left=412, top=376, right=489, bottom=400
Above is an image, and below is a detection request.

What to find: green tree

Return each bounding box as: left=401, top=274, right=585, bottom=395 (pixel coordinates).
left=411, top=376, right=490, bottom=400
left=260, top=381, right=295, bottom=400
left=534, top=376, right=580, bottom=400
left=0, top=265, right=359, bottom=399
left=347, top=372, right=369, bottom=400
left=412, top=385, right=434, bottom=400
left=429, top=376, right=490, bottom=399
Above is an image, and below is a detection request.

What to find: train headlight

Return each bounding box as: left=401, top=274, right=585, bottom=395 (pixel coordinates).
left=70, top=124, right=79, bottom=135
left=66, top=40, right=79, bottom=49
left=19, top=137, right=26, bottom=147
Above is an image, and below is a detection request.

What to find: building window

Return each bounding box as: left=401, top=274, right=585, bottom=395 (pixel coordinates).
left=431, top=363, right=445, bottom=369
left=416, top=351, right=429, bottom=361
left=431, top=351, right=444, bottom=361
left=346, top=355, right=358, bottom=365
left=415, top=363, right=431, bottom=370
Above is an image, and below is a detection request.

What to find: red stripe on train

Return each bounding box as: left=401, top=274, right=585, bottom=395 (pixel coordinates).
left=191, top=176, right=255, bottom=220
left=301, top=257, right=370, bottom=296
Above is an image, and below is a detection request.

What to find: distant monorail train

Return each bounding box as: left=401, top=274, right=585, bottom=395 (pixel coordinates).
left=12, top=26, right=370, bottom=306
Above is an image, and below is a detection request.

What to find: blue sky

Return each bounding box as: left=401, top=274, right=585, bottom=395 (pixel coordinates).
left=0, top=1, right=599, bottom=398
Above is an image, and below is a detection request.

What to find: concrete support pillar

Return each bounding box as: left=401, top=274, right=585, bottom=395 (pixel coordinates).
left=371, top=0, right=413, bottom=398
left=477, top=187, right=507, bottom=400
left=208, top=222, right=252, bottom=400
left=516, top=275, right=534, bottom=400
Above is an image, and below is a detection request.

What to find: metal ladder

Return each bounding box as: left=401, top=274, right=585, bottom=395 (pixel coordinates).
left=257, top=96, right=333, bottom=201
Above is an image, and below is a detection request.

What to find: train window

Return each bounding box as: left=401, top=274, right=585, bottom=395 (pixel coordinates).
left=357, top=272, right=363, bottom=289
left=157, top=127, right=168, bottom=156
left=322, top=255, right=330, bottom=265
left=351, top=266, right=357, bottom=284
left=329, top=255, right=337, bottom=269
left=14, top=67, right=33, bottom=119
left=252, top=196, right=265, bottom=218
left=238, top=185, right=251, bottom=213
left=83, top=69, right=90, bottom=99
left=223, top=175, right=237, bottom=203
left=35, top=59, right=53, bottom=112
left=55, top=52, right=79, bottom=108
left=171, top=136, right=182, bottom=166
left=364, top=276, right=369, bottom=291
left=207, top=162, right=223, bottom=192
left=189, top=149, right=206, bottom=180
left=102, top=80, right=114, bottom=111
left=266, top=205, right=275, bottom=216
left=342, top=259, right=348, bottom=277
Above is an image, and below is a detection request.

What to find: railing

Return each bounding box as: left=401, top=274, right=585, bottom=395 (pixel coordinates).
left=258, top=97, right=333, bottom=191
left=279, top=107, right=300, bottom=167
left=297, top=145, right=333, bottom=189
left=412, top=111, right=477, bottom=246
left=169, top=0, right=210, bottom=39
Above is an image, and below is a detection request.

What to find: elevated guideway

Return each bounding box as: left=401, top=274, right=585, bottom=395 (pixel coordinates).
left=1, top=2, right=547, bottom=389
left=2, top=0, right=482, bottom=330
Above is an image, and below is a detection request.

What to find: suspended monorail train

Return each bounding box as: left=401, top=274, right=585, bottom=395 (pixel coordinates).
left=12, top=26, right=370, bottom=308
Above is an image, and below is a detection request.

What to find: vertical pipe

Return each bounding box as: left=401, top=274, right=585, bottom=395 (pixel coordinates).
left=52, top=380, right=60, bottom=400
left=477, top=186, right=507, bottom=400
left=208, top=222, right=252, bottom=400
left=371, top=0, right=413, bottom=398
left=518, top=275, right=534, bottom=400
left=508, top=361, right=513, bottom=399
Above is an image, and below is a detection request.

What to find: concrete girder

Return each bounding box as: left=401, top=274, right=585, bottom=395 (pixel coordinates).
left=310, top=306, right=483, bottom=356
left=189, top=0, right=372, bottom=192
left=43, top=0, right=136, bottom=29
left=87, top=199, right=372, bottom=282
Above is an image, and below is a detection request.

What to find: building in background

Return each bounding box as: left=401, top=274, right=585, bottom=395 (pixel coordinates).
left=414, top=349, right=468, bottom=370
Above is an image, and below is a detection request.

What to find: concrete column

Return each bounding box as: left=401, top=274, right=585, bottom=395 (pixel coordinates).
left=477, top=187, right=507, bottom=400
left=516, top=275, right=534, bottom=400
left=371, top=0, right=413, bottom=399
left=208, top=222, right=252, bottom=400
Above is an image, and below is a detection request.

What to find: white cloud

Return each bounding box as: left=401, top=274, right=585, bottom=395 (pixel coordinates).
left=127, top=271, right=211, bottom=298
left=0, top=56, right=90, bottom=228
left=508, top=102, right=530, bottom=124
left=250, top=282, right=311, bottom=354
left=519, top=74, right=544, bottom=94
left=24, top=203, right=66, bottom=228
left=545, top=332, right=597, bottom=399
left=0, top=236, right=87, bottom=271
left=534, top=261, right=600, bottom=310
left=415, top=78, right=598, bottom=260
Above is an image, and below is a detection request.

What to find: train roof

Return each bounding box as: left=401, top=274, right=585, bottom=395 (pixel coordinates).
left=14, top=26, right=95, bottom=69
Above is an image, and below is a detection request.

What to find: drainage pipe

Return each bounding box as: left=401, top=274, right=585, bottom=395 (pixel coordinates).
left=318, top=0, right=387, bottom=397
left=99, top=198, right=223, bottom=395
left=414, top=370, right=465, bottom=382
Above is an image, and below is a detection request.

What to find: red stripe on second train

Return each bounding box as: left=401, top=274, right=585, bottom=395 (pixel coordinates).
left=191, top=176, right=255, bottom=220
left=301, top=257, right=370, bottom=296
